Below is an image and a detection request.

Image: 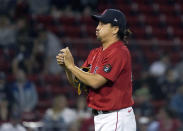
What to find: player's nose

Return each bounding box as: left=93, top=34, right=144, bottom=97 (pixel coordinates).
left=96, top=27, right=100, bottom=34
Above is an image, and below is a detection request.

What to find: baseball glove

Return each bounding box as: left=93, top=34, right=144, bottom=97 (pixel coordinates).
left=74, top=67, right=90, bottom=95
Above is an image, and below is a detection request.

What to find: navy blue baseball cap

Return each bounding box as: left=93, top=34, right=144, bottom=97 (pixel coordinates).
left=91, top=9, right=127, bottom=32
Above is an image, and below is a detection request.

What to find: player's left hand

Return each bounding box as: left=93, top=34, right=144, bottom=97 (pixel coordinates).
left=61, top=47, right=75, bottom=69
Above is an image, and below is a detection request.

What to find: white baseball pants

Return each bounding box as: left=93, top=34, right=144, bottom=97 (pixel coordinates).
left=94, top=107, right=136, bottom=131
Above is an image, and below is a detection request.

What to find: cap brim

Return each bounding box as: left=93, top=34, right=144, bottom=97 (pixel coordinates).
left=91, top=14, right=109, bottom=24
left=91, top=15, right=101, bottom=22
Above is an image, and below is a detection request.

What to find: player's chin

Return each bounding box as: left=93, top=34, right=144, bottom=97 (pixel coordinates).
left=96, top=36, right=102, bottom=41
left=96, top=34, right=101, bottom=41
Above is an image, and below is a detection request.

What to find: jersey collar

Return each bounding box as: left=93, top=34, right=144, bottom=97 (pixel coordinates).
left=102, top=40, right=124, bottom=52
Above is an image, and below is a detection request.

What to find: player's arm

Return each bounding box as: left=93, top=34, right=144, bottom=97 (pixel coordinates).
left=64, top=67, right=75, bottom=86
left=56, top=53, right=75, bottom=86
left=62, top=47, right=107, bottom=89
left=68, top=66, right=107, bottom=89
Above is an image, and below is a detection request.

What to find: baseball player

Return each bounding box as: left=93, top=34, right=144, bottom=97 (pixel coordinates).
left=56, top=9, right=136, bottom=131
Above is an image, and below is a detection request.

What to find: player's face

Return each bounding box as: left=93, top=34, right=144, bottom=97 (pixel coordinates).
left=96, top=21, right=114, bottom=41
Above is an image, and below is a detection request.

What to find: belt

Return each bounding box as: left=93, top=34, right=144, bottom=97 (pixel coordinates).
left=92, top=109, right=113, bottom=116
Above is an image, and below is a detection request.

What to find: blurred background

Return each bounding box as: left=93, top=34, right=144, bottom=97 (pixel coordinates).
left=0, top=0, right=183, bottom=131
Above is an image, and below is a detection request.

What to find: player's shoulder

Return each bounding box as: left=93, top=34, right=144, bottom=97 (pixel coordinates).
left=111, top=44, right=130, bottom=57
left=118, top=41, right=129, bottom=50
left=89, top=47, right=102, bottom=55
left=91, top=47, right=101, bottom=52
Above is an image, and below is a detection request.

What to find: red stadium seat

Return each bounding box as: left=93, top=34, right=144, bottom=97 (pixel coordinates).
left=59, top=16, right=76, bottom=25
left=46, top=25, right=62, bottom=35
left=63, top=25, right=82, bottom=38
left=81, top=16, right=95, bottom=26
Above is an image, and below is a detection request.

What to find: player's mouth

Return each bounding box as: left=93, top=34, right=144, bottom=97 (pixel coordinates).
left=96, top=31, right=99, bottom=36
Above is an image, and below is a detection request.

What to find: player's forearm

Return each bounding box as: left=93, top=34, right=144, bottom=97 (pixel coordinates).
left=67, top=65, right=105, bottom=89
left=65, top=67, right=75, bottom=86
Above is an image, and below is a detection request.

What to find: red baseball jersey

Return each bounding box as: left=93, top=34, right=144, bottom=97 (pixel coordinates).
left=82, top=41, right=134, bottom=111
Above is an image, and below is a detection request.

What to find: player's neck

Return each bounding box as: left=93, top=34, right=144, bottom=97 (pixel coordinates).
left=102, top=36, right=119, bottom=50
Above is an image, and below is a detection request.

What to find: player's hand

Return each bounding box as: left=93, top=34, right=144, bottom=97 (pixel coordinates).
left=61, top=47, right=75, bottom=69
left=56, top=52, right=65, bottom=67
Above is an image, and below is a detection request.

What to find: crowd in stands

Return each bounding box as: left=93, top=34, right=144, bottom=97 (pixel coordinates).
left=0, top=0, right=183, bottom=131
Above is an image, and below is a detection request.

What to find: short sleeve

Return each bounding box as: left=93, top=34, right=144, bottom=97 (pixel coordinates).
left=82, top=58, right=89, bottom=68
left=96, top=49, right=127, bottom=82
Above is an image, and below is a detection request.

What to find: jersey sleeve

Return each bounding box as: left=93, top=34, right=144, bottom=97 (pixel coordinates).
left=82, top=58, right=89, bottom=68
left=96, top=49, right=128, bottom=82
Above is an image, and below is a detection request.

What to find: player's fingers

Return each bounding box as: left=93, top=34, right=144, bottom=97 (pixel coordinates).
left=56, top=54, right=64, bottom=60
left=57, top=60, right=60, bottom=64
left=56, top=59, right=62, bottom=62
left=57, top=62, right=64, bottom=65
left=58, top=53, right=64, bottom=55
left=56, top=55, right=60, bottom=59
left=57, top=60, right=64, bottom=64
left=58, top=61, right=64, bottom=64
left=58, top=53, right=65, bottom=58
left=60, top=48, right=66, bottom=52
left=56, top=57, right=64, bottom=61
left=60, top=48, right=67, bottom=54
left=56, top=55, right=61, bottom=59
left=56, top=57, right=61, bottom=61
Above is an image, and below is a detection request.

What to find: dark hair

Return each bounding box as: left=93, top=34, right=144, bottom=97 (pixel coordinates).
left=117, top=28, right=132, bottom=43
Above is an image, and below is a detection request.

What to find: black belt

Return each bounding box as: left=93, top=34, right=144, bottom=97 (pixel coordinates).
left=92, top=109, right=113, bottom=115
